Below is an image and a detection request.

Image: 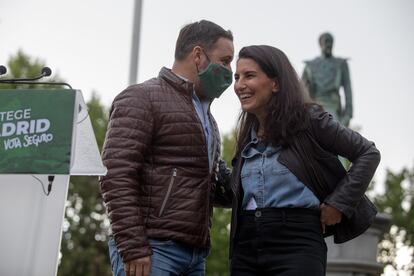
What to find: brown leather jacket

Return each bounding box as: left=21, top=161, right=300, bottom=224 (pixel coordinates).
left=100, top=67, right=225, bottom=262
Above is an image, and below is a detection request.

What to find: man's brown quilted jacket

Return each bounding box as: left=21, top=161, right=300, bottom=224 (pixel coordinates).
left=100, top=67, right=222, bottom=262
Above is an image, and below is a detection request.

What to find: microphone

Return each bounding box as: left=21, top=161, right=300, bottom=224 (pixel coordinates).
left=42, top=66, right=52, bottom=77
left=0, top=65, right=7, bottom=76
left=0, top=66, right=72, bottom=89
left=0, top=66, right=52, bottom=82
left=31, top=175, right=55, bottom=196
left=47, top=175, right=55, bottom=195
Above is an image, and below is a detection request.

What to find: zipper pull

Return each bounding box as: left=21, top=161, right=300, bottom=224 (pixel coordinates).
left=173, top=168, right=177, bottom=176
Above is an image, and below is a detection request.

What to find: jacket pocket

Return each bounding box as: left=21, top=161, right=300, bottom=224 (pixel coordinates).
left=158, top=168, right=177, bottom=217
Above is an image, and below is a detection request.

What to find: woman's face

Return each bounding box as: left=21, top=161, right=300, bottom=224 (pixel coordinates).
left=234, top=58, right=278, bottom=121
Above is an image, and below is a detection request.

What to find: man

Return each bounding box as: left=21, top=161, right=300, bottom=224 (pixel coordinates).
left=302, top=32, right=353, bottom=127
left=100, top=20, right=234, bottom=276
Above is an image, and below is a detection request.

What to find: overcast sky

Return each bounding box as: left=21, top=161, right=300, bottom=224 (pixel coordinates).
left=1, top=0, right=413, bottom=189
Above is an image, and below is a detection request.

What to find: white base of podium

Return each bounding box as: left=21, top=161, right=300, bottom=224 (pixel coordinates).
left=0, top=175, right=70, bottom=276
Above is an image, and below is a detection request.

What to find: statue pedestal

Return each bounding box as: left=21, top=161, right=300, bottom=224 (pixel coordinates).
left=326, top=213, right=392, bottom=276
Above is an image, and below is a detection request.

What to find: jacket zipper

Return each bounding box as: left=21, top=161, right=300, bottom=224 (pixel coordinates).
left=159, top=168, right=177, bottom=217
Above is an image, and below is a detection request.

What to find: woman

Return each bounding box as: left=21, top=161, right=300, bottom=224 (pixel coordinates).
left=229, top=45, right=380, bottom=275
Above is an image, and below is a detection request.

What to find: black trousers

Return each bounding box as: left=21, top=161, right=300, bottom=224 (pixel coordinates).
left=230, top=208, right=327, bottom=276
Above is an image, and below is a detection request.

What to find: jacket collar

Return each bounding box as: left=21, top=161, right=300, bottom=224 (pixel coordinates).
left=159, top=67, right=194, bottom=98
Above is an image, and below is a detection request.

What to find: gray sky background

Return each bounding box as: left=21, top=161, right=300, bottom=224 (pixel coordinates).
left=1, top=0, right=414, bottom=189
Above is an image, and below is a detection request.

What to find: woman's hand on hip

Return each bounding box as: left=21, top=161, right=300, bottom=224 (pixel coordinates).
left=320, top=203, right=342, bottom=233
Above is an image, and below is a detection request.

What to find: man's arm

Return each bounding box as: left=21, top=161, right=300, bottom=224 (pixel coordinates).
left=100, top=85, right=154, bottom=263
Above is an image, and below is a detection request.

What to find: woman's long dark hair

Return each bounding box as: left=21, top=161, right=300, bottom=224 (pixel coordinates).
left=235, top=45, right=316, bottom=156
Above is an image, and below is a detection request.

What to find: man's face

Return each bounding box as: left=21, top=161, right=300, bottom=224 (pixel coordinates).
left=193, top=37, right=234, bottom=99
left=320, top=36, right=333, bottom=57
left=203, top=37, right=234, bottom=71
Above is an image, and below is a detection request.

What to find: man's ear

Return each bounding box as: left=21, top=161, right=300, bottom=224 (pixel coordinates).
left=192, top=46, right=203, bottom=65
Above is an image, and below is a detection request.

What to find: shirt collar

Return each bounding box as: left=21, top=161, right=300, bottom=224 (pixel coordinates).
left=241, top=126, right=282, bottom=158
left=192, top=90, right=212, bottom=109
left=250, top=126, right=259, bottom=144
left=241, top=127, right=259, bottom=157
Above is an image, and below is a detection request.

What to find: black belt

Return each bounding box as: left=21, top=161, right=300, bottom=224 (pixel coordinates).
left=241, top=207, right=320, bottom=219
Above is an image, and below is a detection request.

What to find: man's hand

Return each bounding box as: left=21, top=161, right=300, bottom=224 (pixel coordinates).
left=125, top=256, right=151, bottom=276
left=320, top=203, right=342, bottom=234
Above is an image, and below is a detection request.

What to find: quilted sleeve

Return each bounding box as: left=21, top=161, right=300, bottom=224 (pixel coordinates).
left=100, top=85, right=154, bottom=262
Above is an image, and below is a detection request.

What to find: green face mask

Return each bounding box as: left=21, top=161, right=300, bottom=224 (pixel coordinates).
left=198, top=55, right=233, bottom=99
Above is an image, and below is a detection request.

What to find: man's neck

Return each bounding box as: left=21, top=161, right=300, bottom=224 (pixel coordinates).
left=172, top=61, right=208, bottom=101
left=171, top=62, right=195, bottom=83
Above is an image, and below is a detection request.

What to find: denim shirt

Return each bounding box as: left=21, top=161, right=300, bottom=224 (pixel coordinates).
left=241, top=128, right=320, bottom=210
left=175, top=72, right=214, bottom=171
left=192, top=92, right=213, bottom=171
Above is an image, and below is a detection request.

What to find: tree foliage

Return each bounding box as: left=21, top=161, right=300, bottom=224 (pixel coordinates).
left=375, top=167, right=414, bottom=274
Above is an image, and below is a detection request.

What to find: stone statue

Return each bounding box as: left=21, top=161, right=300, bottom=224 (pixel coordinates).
left=302, top=32, right=353, bottom=126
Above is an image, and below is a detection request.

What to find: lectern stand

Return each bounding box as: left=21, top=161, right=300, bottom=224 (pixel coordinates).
left=0, top=89, right=106, bottom=276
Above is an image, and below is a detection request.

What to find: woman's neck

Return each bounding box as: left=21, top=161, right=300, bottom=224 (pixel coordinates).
left=257, top=123, right=266, bottom=140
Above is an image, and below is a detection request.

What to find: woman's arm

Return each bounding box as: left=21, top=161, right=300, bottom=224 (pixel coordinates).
left=309, top=109, right=380, bottom=218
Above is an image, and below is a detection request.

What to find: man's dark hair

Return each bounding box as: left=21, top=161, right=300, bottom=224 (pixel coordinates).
left=174, top=20, right=233, bottom=60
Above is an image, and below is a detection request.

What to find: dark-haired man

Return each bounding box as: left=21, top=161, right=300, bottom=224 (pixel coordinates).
left=100, top=20, right=233, bottom=276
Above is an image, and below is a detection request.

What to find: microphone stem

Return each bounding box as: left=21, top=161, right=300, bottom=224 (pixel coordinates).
left=0, top=80, right=72, bottom=89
